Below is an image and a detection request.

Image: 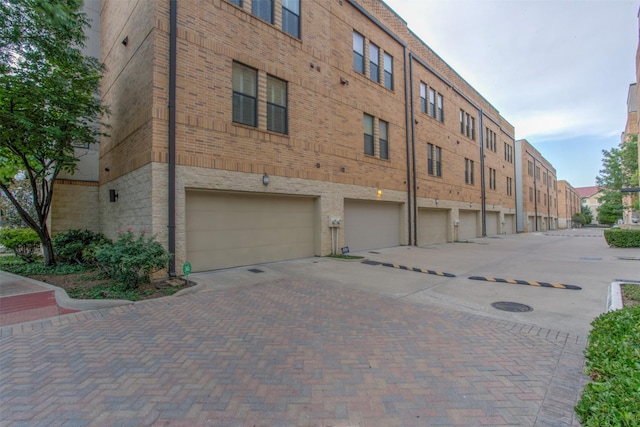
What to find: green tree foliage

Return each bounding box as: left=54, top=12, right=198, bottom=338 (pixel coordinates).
left=596, top=135, right=639, bottom=225
left=0, top=0, right=108, bottom=266
left=572, top=213, right=586, bottom=226
left=0, top=227, right=41, bottom=262
left=581, top=204, right=593, bottom=225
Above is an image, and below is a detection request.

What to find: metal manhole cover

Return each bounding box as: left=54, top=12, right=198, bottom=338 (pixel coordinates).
left=491, top=301, right=533, bottom=312
left=248, top=268, right=264, bottom=273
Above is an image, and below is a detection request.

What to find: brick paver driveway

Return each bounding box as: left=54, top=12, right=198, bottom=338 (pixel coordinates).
left=1, top=278, right=586, bottom=426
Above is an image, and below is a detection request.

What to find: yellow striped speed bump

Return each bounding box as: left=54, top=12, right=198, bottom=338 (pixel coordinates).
left=362, top=260, right=455, bottom=277
left=468, top=276, right=581, bottom=290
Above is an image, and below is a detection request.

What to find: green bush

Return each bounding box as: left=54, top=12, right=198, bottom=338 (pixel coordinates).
left=94, top=229, right=171, bottom=289
left=52, top=229, right=111, bottom=265
left=603, top=229, right=640, bottom=247
left=0, top=228, right=41, bottom=263
left=575, top=306, right=640, bottom=426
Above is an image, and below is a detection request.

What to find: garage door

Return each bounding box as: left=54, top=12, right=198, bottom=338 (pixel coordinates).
left=458, top=210, right=478, bottom=241
left=417, top=208, right=448, bottom=245
left=504, top=214, right=515, bottom=234
left=186, top=191, right=316, bottom=272
left=486, top=212, right=499, bottom=236
left=344, top=200, right=401, bottom=252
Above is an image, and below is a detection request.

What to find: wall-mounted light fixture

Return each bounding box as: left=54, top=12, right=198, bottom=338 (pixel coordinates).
left=435, top=198, right=439, bottom=205
left=340, top=77, right=349, bottom=86
left=109, top=189, right=118, bottom=203
left=122, top=36, right=129, bottom=46
left=377, top=189, right=383, bottom=200
left=262, top=173, right=269, bottom=185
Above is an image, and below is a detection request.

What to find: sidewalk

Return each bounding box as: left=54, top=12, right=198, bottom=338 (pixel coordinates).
left=0, top=270, right=131, bottom=326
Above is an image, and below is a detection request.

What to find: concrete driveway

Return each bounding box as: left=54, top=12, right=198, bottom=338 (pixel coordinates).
left=1, top=228, right=637, bottom=426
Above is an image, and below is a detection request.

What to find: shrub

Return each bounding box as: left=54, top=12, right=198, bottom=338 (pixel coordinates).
left=575, top=306, right=640, bottom=426
left=94, top=229, right=171, bottom=289
left=0, top=228, right=41, bottom=263
left=603, top=228, right=640, bottom=248
left=52, top=229, right=111, bottom=265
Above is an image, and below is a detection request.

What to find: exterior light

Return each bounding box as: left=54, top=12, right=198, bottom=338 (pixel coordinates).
left=262, top=173, right=269, bottom=185
left=377, top=189, right=382, bottom=199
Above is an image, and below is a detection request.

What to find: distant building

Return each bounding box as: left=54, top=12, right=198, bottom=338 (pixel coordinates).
left=575, top=186, right=601, bottom=225
left=515, top=139, right=558, bottom=232
left=557, top=180, right=581, bottom=229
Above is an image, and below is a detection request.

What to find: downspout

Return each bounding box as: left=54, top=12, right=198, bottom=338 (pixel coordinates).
left=478, top=112, right=486, bottom=237
left=407, top=52, right=416, bottom=245
left=533, top=158, right=538, bottom=231
left=547, top=173, right=551, bottom=230
left=168, top=0, right=177, bottom=277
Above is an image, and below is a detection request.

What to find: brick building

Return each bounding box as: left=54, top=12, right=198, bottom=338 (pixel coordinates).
left=557, top=180, right=581, bottom=229
left=55, top=0, right=518, bottom=273
left=515, top=139, right=557, bottom=232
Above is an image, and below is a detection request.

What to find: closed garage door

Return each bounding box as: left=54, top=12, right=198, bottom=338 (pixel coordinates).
left=486, top=212, right=499, bottom=236
left=417, top=208, right=448, bottom=245
left=458, top=210, right=478, bottom=241
left=504, top=214, right=515, bottom=234
left=186, top=190, right=316, bottom=272
left=344, top=200, right=401, bottom=252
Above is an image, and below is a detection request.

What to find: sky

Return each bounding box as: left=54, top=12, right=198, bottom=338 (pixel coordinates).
left=384, top=0, right=638, bottom=188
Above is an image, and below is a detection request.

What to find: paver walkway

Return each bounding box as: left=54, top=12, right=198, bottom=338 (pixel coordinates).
left=0, top=278, right=587, bottom=426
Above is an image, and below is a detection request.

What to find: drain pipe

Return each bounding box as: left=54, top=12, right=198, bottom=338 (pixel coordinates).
left=533, top=157, right=538, bottom=231
left=167, top=0, right=177, bottom=277
left=403, top=46, right=417, bottom=246
left=479, top=112, right=486, bottom=237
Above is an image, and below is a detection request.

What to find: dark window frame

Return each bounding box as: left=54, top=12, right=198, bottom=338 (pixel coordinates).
left=266, top=74, right=288, bottom=134
left=282, top=0, right=300, bottom=38
left=252, top=0, right=274, bottom=24
left=232, top=62, right=258, bottom=127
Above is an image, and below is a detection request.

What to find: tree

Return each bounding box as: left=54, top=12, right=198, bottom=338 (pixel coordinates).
left=0, top=0, right=108, bottom=265
left=0, top=175, right=37, bottom=228
left=596, top=135, right=639, bottom=227
left=581, top=204, right=593, bottom=225
left=571, top=213, right=586, bottom=227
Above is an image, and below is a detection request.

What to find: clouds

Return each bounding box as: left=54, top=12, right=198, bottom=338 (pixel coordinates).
left=385, top=0, right=638, bottom=185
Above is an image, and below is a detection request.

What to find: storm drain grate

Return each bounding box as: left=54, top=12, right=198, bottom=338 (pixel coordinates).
left=491, top=301, right=533, bottom=313
left=369, top=251, right=381, bottom=254
left=247, top=268, right=264, bottom=273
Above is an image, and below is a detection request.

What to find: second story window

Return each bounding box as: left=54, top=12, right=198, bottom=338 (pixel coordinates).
left=369, top=43, right=380, bottom=83
left=282, top=0, right=300, bottom=38
left=383, top=52, right=393, bottom=90
left=353, top=32, right=364, bottom=74
left=267, top=75, right=287, bottom=134
left=420, top=82, right=427, bottom=113
left=364, top=114, right=374, bottom=156
left=429, top=88, right=436, bottom=117
left=379, top=120, right=389, bottom=159
left=465, top=158, right=474, bottom=185
left=437, top=93, right=444, bottom=122
left=252, top=0, right=273, bottom=24
left=232, top=62, right=257, bottom=127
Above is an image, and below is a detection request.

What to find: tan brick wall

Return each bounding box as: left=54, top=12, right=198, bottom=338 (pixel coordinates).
left=517, top=139, right=558, bottom=231
left=50, top=181, right=100, bottom=234
left=558, top=180, right=580, bottom=228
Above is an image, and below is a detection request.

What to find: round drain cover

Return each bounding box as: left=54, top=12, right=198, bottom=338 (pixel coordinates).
left=491, top=301, right=533, bottom=312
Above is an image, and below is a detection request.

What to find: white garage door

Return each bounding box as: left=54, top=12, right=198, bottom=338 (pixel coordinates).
left=417, top=208, right=448, bottom=245
left=504, top=214, right=515, bottom=234
left=186, top=190, right=316, bottom=272
left=486, top=212, right=499, bottom=236
left=344, top=200, right=401, bottom=252
left=458, top=210, right=479, bottom=241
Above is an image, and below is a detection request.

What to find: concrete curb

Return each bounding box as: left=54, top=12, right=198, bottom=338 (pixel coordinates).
left=607, top=282, right=624, bottom=312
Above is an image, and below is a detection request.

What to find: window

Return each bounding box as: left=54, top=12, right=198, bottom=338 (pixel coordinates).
left=504, top=142, right=513, bottom=163
left=379, top=120, right=389, bottom=159
left=353, top=32, right=364, bottom=74
left=364, top=114, right=374, bottom=156
left=527, top=160, right=533, bottom=176
left=529, top=187, right=533, bottom=202
left=420, top=83, right=427, bottom=113
left=369, top=43, right=379, bottom=83
left=427, top=143, right=442, bottom=177
left=461, top=110, right=474, bottom=139
left=252, top=0, right=273, bottom=23
left=437, top=93, right=444, bottom=122
left=486, top=128, right=496, bottom=152
left=383, top=52, right=393, bottom=90
left=543, top=172, right=547, bottom=185
left=470, top=116, right=475, bottom=140
left=536, top=166, right=541, bottom=180
left=228, top=0, right=242, bottom=5
left=489, top=168, right=496, bottom=190
left=465, top=158, right=474, bottom=185
left=460, top=110, right=464, bottom=134
left=537, top=190, right=541, bottom=203
left=428, top=88, right=436, bottom=118
left=267, top=75, right=287, bottom=133
left=507, top=177, right=513, bottom=196
left=232, top=62, right=257, bottom=127
left=282, top=0, right=300, bottom=38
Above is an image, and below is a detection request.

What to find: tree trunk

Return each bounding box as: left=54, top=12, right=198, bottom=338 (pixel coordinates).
left=38, top=227, right=56, bottom=267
